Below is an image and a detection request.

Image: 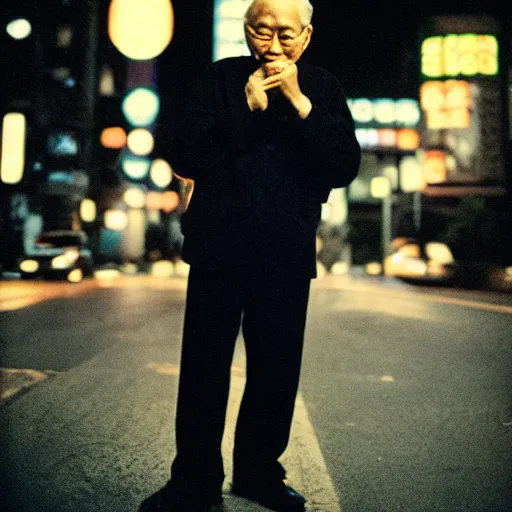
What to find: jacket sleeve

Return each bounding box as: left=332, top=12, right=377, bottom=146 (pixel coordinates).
left=297, top=74, right=361, bottom=190
left=167, top=63, right=258, bottom=182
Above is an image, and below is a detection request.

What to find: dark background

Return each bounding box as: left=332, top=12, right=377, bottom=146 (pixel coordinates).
left=156, top=0, right=510, bottom=101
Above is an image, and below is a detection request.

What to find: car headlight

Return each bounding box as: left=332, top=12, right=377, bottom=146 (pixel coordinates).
left=20, top=259, right=39, bottom=273
left=51, top=250, right=79, bottom=269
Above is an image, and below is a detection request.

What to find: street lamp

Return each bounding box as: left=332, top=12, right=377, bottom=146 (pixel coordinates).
left=371, top=176, right=392, bottom=265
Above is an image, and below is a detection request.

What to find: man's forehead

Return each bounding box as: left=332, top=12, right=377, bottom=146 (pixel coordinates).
left=248, top=0, right=303, bottom=25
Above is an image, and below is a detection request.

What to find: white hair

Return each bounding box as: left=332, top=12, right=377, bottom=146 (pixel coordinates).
left=244, top=0, right=314, bottom=26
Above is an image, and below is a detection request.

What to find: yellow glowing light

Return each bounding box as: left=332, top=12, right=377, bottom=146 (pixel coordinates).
left=371, top=177, right=391, bottom=198
left=123, top=187, right=146, bottom=208
left=397, top=129, right=420, bottom=151
left=420, top=80, right=471, bottom=130
left=377, top=129, right=396, bottom=148
left=366, top=262, right=382, bottom=275
left=399, top=157, right=424, bottom=192
left=80, top=199, right=97, bottom=222
left=150, top=158, right=173, bottom=188
left=151, top=260, right=174, bottom=277
left=424, top=150, right=447, bottom=184
left=67, top=268, right=83, bottom=283
left=6, top=18, right=32, bottom=40
left=108, top=0, right=174, bottom=60
left=162, top=191, right=180, bottom=213
left=426, top=242, right=454, bottom=264
left=99, top=65, right=116, bottom=96
left=104, top=209, right=128, bottom=230
left=101, top=127, right=126, bottom=149
left=127, top=128, right=154, bottom=156
left=422, top=34, right=498, bottom=78
left=94, top=268, right=121, bottom=280
left=146, top=191, right=163, bottom=210
left=1, top=113, right=26, bottom=185
left=20, top=260, right=39, bottom=273
left=373, top=99, right=396, bottom=124
left=350, top=98, right=373, bottom=124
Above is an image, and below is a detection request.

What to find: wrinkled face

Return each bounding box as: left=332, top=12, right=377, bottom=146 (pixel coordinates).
left=245, top=0, right=313, bottom=63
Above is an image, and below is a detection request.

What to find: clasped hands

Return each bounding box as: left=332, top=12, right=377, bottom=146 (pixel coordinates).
left=245, top=61, right=312, bottom=119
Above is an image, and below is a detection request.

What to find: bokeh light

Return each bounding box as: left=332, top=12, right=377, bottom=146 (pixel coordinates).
left=1, top=113, right=26, bottom=185
left=80, top=199, right=97, bottom=222
left=108, top=0, right=174, bottom=60
left=123, top=187, right=146, bottom=208
left=122, top=88, right=160, bottom=127
left=6, top=18, right=32, bottom=40
left=101, top=126, right=127, bottom=149
left=150, top=158, right=173, bottom=188
left=127, top=128, right=154, bottom=156
left=104, top=209, right=128, bottom=230
left=121, top=156, right=151, bottom=180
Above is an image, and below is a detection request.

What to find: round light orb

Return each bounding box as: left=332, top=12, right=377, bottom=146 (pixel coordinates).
left=123, top=187, right=146, bottom=209
left=127, top=128, right=154, bottom=156
left=150, top=158, right=173, bottom=188
left=101, top=127, right=126, bottom=149
left=121, top=156, right=151, bottom=180
left=146, top=191, right=163, bottom=210
left=122, top=88, right=160, bottom=127
left=6, top=18, right=32, bottom=40
left=104, top=209, right=128, bottom=230
left=108, top=0, right=174, bottom=60
left=80, top=199, right=96, bottom=222
left=162, top=191, right=180, bottom=212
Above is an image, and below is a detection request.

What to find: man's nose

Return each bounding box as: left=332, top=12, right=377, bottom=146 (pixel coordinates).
left=268, top=33, right=284, bottom=54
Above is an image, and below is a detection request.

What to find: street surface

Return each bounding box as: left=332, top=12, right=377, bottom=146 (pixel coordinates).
left=0, top=273, right=511, bottom=512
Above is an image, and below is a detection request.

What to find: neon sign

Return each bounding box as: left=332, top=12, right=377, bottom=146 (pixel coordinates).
left=421, top=34, right=498, bottom=78
left=420, top=80, right=471, bottom=130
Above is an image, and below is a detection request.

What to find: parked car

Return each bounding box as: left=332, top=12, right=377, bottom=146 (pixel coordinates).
left=18, top=230, right=94, bottom=283
left=383, top=237, right=456, bottom=284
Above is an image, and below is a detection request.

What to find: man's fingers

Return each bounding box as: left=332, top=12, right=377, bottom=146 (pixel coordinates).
left=262, top=75, right=282, bottom=87
left=262, top=81, right=282, bottom=91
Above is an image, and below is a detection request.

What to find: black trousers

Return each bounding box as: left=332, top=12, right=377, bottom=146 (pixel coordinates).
left=167, top=267, right=311, bottom=501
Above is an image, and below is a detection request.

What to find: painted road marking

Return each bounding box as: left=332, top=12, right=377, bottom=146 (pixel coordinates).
left=313, top=278, right=512, bottom=315
left=147, top=362, right=341, bottom=512
left=0, top=368, right=56, bottom=406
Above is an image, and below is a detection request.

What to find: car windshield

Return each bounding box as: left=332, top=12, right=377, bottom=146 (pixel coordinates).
left=36, top=235, right=82, bottom=248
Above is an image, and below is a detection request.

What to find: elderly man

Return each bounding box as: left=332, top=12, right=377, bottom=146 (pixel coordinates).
left=141, top=0, right=360, bottom=510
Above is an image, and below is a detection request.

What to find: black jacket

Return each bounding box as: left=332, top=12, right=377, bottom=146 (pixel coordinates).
left=168, top=56, right=360, bottom=278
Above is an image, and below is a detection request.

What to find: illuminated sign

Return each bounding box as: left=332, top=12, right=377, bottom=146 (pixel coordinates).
left=108, top=0, right=174, bottom=60
left=213, top=0, right=252, bottom=61
left=349, top=98, right=420, bottom=151
left=421, top=34, right=498, bottom=78
left=348, top=98, right=420, bottom=128
left=420, top=80, right=471, bottom=129
left=1, top=112, right=26, bottom=185
left=423, top=150, right=447, bottom=184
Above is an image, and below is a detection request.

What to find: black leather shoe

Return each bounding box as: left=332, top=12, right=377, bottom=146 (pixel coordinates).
left=231, top=481, right=306, bottom=512
left=138, top=486, right=224, bottom=512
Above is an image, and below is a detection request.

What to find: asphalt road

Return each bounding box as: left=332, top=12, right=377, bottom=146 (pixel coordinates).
left=0, top=274, right=511, bottom=512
